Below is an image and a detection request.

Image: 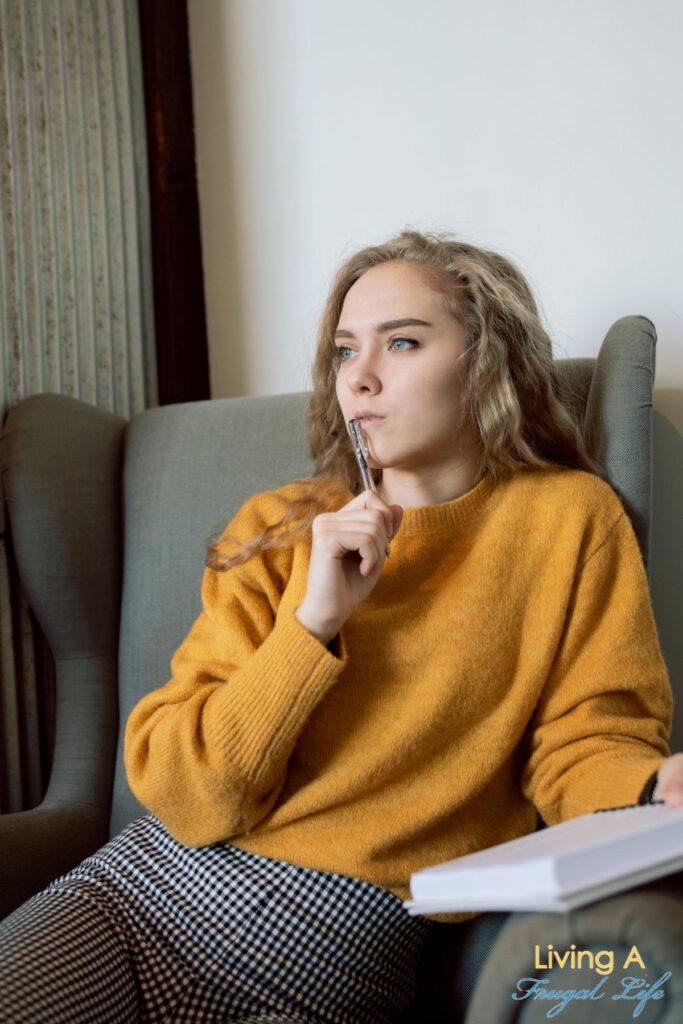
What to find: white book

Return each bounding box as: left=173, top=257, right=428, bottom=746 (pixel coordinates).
left=403, top=803, right=683, bottom=915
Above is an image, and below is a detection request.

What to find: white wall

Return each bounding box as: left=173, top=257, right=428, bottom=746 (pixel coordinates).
left=188, top=0, right=682, bottom=401
left=188, top=0, right=683, bottom=723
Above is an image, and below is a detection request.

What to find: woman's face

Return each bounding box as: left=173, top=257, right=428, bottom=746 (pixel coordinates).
left=334, top=259, right=478, bottom=477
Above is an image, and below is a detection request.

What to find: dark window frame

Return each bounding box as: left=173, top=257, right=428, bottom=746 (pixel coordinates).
left=137, top=0, right=211, bottom=405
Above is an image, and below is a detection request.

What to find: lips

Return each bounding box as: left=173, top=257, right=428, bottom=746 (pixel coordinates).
left=358, top=416, right=384, bottom=427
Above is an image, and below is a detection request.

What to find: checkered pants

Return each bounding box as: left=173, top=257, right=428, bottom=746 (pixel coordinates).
left=0, top=814, right=433, bottom=1023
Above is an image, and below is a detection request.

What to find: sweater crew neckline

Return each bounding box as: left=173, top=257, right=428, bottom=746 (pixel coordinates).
left=392, top=470, right=496, bottom=537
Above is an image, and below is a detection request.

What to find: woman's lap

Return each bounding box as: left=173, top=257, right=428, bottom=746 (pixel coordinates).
left=0, top=814, right=432, bottom=1023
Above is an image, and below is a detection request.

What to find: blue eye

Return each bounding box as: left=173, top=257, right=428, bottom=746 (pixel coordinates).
left=391, top=337, right=417, bottom=351
left=334, top=338, right=417, bottom=362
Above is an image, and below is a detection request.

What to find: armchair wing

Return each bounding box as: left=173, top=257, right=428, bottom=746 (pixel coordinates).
left=0, top=394, right=125, bottom=916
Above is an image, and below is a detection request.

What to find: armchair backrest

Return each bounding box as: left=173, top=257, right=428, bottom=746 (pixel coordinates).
left=112, top=392, right=314, bottom=831
left=0, top=316, right=659, bottom=841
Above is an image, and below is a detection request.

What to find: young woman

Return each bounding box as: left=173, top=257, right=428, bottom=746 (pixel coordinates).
left=1, top=229, right=681, bottom=1023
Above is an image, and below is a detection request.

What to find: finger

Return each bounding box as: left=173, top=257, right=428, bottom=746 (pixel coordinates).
left=311, top=518, right=385, bottom=575
left=326, top=507, right=393, bottom=541
left=315, top=516, right=391, bottom=559
left=357, top=534, right=384, bottom=575
left=339, top=488, right=391, bottom=517
left=316, top=522, right=385, bottom=563
left=655, top=753, right=683, bottom=790
left=327, top=502, right=395, bottom=542
left=658, top=766, right=683, bottom=806
left=662, top=786, right=683, bottom=806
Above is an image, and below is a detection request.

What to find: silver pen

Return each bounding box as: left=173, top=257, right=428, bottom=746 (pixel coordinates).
left=347, top=418, right=391, bottom=557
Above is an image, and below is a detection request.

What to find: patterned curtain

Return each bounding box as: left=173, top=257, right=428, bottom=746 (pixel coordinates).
left=0, top=0, right=157, bottom=811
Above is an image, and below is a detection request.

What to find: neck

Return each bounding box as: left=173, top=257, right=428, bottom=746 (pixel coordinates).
left=377, top=450, right=482, bottom=509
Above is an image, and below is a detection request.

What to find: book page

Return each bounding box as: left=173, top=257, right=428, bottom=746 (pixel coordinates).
left=421, top=804, right=683, bottom=874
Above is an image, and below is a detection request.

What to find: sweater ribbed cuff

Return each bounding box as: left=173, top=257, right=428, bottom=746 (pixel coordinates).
left=593, top=758, right=667, bottom=810
left=553, top=756, right=669, bottom=817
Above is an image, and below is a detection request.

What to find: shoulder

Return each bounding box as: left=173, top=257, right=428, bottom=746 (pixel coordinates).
left=231, top=481, right=308, bottom=530
left=506, top=467, right=625, bottom=519
left=231, top=476, right=350, bottom=530
left=500, top=467, right=631, bottom=564
left=214, top=475, right=351, bottom=552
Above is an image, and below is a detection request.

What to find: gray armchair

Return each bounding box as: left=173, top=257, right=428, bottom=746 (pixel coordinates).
left=1, top=315, right=682, bottom=1023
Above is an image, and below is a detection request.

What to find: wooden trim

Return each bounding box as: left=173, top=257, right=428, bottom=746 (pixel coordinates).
left=137, top=0, right=211, bottom=404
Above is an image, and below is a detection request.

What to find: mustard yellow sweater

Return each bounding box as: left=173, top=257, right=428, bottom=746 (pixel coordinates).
left=124, top=467, right=673, bottom=923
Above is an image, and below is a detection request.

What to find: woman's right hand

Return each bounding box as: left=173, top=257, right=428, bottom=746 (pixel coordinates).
left=294, top=490, right=403, bottom=645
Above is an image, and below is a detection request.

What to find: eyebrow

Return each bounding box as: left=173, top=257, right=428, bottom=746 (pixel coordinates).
left=333, top=317, right=433, bottom=339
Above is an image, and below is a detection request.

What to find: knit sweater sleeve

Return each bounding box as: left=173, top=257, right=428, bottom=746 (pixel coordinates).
left=124, top=494, right=347, bottom=846
left=520, top=509, right=673, bottom=825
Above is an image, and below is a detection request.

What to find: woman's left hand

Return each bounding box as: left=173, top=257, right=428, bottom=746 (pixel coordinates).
left=652, top=753, right=683, bottom=805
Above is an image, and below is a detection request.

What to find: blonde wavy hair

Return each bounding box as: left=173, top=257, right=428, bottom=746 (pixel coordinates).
left=207, top=228, right=605, bottom=571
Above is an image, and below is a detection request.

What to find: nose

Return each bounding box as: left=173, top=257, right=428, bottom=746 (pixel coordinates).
left=346, top=348, right=382, bottom=395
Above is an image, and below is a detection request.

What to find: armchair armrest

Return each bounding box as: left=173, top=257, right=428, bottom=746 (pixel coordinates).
left=464, top=873, right=683, bottom=1023
left=0, top=653, right=119, bottom=918
left=0, top=803, right=109, bottom=919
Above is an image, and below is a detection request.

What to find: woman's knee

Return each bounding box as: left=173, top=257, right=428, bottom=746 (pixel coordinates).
left=0, top=883, right=138, bottom=1023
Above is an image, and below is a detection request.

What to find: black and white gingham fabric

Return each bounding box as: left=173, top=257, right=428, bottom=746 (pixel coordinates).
left=0, top=813, right=433, bottom=1023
